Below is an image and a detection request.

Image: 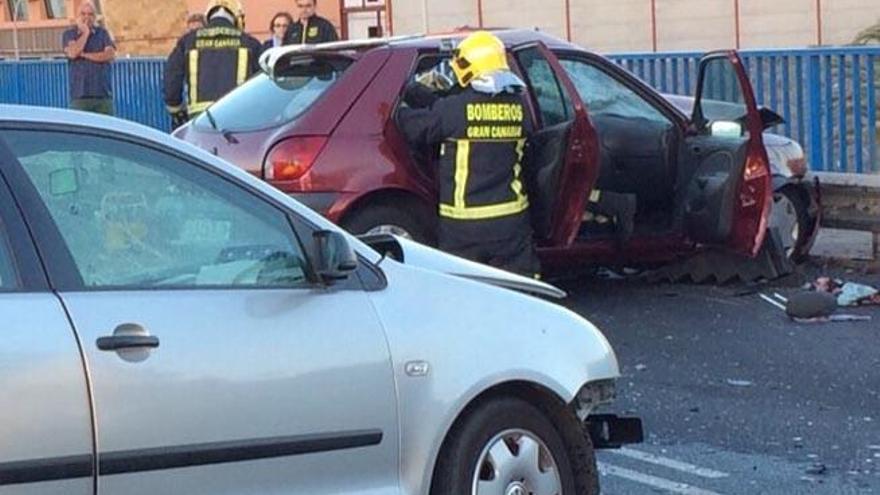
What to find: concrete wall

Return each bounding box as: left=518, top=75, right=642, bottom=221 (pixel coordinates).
left=570, top=0, right=651, bottom=53
left=389, top=0, right=880, bottom=51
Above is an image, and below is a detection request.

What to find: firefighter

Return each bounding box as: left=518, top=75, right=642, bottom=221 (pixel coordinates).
left=164, top=0, right=262, bottom=128
left=396, top=31, right=540, bottom=277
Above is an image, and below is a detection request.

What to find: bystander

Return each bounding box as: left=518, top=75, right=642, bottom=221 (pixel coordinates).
left=62, top=1, right=116, bottom=115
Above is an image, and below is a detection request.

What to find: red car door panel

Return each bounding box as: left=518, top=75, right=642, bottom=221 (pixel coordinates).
left=512, top=42, right=599, bottom=247
left=690, top=51, right=772, bottom=256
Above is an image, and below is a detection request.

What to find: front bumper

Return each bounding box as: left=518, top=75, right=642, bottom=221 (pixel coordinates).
left=586, top=414, right=644, bottom=449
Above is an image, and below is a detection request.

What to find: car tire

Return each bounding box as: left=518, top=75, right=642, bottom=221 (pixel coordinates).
left=772, top=185, right=812, bottom=263
left=431, top=397, right=599, bottom=495
left=342, top=200, right=437, bottom=246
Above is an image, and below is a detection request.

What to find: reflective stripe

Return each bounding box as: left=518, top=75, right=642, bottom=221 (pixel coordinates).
left=237, top=48, right=249, bottom=85
left=589, top=190, right=602, bottom=202
left=187, top=49, right=199, bottom=110
left=440, top=137, right=530, bottom=220
left=454, top=140, right=470, bottom=209
left=509, top=139, right=526, bottom=199
left=440, top=197, right=529, bottom=220
left=301, top=20, right=308, bottom=44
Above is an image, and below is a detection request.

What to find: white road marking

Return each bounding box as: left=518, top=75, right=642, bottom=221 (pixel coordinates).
left=606, top=447, right=730, bottom=479
left=598, top=462, right=724, bottom=495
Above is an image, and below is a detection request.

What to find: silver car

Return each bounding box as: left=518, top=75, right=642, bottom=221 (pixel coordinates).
left=0, top=106, right=639, bottom=495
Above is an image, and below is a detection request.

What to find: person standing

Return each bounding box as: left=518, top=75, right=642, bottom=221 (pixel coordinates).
left=262, top=12, right=293, bottom=53
left=164, top=0, right=262, bottom=128
left=62, top=1, right=116, bottom=115
left=283, top=0, right=338, bottom=45
left=396, top=31, right=540, bottom=277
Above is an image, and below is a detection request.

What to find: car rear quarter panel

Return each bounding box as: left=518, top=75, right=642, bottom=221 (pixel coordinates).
left=307, top=48, right=435, bottom=220
left=366, top=261, right=619, bottom=495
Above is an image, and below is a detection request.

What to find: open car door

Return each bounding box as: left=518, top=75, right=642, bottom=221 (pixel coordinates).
left=685, top=51, right=772, bottom=256
left=512, top=43, right=599, bottom=247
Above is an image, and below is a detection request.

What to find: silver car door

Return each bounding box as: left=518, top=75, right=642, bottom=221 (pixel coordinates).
left=0, top=158, right=94, bottom=494
left=2, top=127, right=399, bottom=495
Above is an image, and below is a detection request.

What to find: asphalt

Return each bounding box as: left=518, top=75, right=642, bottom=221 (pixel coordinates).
left=557, top=262, right=880, bottom=494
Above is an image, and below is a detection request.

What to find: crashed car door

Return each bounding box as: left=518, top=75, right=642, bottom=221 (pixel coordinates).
left=686, top=51, right=772, bottom=256
left=512, top=42, right=599, bottom=247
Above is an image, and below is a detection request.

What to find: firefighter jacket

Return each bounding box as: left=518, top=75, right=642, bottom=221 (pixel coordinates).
left=164, top=18, right=262, bottom=116
left=397, top=84, right=533, bottom=241
left=283, top=15, right=338, bottom=45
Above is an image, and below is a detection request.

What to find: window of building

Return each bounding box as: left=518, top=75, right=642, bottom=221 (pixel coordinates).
left=45, top=0, right=67, bottom=19
left=7, top=0, right=29, bottom=21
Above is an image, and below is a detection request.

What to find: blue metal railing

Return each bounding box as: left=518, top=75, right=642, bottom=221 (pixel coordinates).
left=608, top=47, right=880, bottom=173
left=0, top=57, right=169, bottom=132
left=1, top=47, right=878, bottom=172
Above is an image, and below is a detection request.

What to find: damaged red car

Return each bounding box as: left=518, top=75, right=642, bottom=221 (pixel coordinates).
left=175, top=30, right=820, bottom=276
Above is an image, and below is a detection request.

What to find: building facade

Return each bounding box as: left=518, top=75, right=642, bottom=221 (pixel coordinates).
left=1, top=0, right=877, bottom=58
left=393, top=0, right=879, bottom=53
left=0, top=0, right=359, bottom=57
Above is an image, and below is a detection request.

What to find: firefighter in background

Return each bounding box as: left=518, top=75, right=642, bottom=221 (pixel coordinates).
left=396, top=31, right=540, bottom=277
left=164, top=0, right=262, bottom=129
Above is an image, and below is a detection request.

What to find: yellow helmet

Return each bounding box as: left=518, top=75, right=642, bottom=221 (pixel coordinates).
left=451, top=31, right=509, bottom=87
left=205, top=0, right=245, bottom=29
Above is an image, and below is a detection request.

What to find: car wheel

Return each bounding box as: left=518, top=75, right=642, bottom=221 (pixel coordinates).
left=431, top=397, right=599, bottom=495
left=342, top=201, right=437, bottom=246
left=770, top=186, right=811, bottom=263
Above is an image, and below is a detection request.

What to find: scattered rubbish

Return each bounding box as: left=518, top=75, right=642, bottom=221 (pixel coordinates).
left=793, top=314, right=872, bottom=323
left=808, top=277, right=880, bottom=307
left=837, top=282, right=879, bottom=307
left=785, top=292, right=838, bottom=319
left=805, top=463, right=828, bottom=475
left=634, top=363, right=648, bottom=372
left=726, top=379, right=753, bottom=387
left=759, top=293, right=787, bottom=311
left=760, top=288, right=873, bottom=324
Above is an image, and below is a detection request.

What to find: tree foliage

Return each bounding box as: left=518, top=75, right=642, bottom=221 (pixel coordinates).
left=853, top=19, right=880, bottom=45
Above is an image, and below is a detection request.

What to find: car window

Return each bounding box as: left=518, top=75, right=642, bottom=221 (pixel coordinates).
left=0, top=221, right=18, bottom=290
left=515, top=47, right=572, bottom=127
left=6, top=130, right=308, bottom=289
left=194, top=57, right=352, bottom=132
left=559, top=58, right=670, bottom=124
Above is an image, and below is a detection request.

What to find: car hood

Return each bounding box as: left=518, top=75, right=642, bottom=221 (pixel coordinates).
left=362, top=234, right=567, bottom=299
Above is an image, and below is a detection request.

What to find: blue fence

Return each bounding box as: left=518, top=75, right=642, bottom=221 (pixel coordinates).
left=608, top=47, right=880, bottom=174
left=1, top=47, right=878, bottom=172
left=0, top=57, right=169, bottom=132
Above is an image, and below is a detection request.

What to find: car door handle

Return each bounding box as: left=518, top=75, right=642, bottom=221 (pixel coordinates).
left=96, top=335, right=160, bottom=351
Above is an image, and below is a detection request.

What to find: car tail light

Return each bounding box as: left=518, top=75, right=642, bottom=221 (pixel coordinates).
left=264, top=137, right=328, bottom=181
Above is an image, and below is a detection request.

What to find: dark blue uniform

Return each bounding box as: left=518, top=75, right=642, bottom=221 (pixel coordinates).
left=397, top=83, right=540, bottom=277
left=164, top=18, right=262, bottom=120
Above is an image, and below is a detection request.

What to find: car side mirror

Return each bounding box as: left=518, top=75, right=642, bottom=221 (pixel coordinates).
left=709, top=120, right=743, bottom=138
left=314, top=230, right=358, bottom=282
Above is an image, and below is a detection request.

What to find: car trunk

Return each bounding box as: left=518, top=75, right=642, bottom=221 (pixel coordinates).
left=175, top=125, right=278, bottom=177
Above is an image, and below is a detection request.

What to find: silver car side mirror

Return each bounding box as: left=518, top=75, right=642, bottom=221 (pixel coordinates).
left=314, top=230, right=358, bottom=282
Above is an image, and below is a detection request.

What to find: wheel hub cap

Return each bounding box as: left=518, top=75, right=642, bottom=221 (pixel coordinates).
left=472, top=429, right=562, bottom=495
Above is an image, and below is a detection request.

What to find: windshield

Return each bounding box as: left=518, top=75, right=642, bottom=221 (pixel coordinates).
left=194, top=58, right=351, bottom=133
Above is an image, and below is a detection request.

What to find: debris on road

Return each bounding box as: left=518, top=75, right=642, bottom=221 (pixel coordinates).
left=635, top=363, right=648, bottom=372
left=805, top=463, right=828, bottom=475
left=806, top=277, right=880, bottom=306
left=726, top=379, right=754, bottom=387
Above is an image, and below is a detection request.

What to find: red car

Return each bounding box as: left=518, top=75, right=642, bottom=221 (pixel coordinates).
left=175, top=30, right=819, bottom=273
